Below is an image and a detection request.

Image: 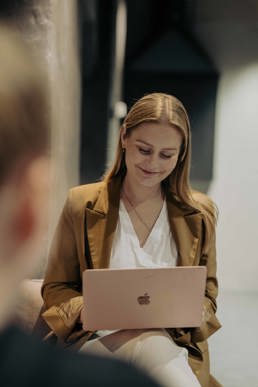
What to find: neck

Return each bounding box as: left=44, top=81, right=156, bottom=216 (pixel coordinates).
left=122, top=175, right=163, bottom=205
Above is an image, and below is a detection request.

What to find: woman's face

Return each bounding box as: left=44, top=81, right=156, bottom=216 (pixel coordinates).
left=121, top=121, right=183, bottom=188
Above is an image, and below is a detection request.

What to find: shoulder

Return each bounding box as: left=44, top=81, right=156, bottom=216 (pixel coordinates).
left=60, top=352, right=160, bottom=387
left=65, top=181, right=106, bottom=213
left=0, top=327, right=159, bottom=387
left=191, top=190, right=218, bottom=220
left=166, top=189, right=217, bottom=235
left=191, top=190, right=218, bottom=251
left=69, top=181, right=105, bottom=201
left=191, top=190, right=214, bottom=207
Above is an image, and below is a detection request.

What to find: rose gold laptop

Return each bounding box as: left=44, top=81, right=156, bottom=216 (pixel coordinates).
left=82, top=266, right=207, bottom=331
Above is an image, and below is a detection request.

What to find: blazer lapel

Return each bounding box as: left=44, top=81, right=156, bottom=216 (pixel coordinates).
left=86, top=180, right=202, bottom=268
left=167, top=199, right=202, bottom=266
left=85, top=178, right=121, bottom=269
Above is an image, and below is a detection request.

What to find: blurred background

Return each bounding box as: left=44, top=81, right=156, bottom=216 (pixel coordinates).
left=0, top=0, right=258, bottom=385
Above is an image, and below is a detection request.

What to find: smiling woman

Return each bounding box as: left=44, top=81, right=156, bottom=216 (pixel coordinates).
left=121, top=122, right=182, bottom=186
left=119, top=122, right=183, bottom=247
left=41, top=92, right=221, bottom=387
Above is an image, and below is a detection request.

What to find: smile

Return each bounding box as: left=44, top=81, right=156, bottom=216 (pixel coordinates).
left=138, top=166, right=160, bottom=175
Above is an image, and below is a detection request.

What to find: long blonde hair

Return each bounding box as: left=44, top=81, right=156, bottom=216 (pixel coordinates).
left=104, top=92, right=217, bottom=252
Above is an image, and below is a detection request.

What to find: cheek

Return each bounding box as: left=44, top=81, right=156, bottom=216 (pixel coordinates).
left=126, top=147, right=141, bottom=164
left=163, top=157, right=179, bottom=173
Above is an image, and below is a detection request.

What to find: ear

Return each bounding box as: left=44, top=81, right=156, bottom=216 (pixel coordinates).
left=11, top=157, right=50, bottom=248
left=0, top=170, right=37, bottom=258
left=120, top=125, right=127, bottom=148
left=13, top=196, right=35, bottom=245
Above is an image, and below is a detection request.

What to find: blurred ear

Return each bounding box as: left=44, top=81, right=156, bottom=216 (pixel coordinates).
left=10, top=156, right=50, bottom=249
left=13, top=194, right=35, bottom=245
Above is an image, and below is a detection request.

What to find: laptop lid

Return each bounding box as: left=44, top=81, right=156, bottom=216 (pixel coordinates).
left=82, top=266, right=207, bottom=331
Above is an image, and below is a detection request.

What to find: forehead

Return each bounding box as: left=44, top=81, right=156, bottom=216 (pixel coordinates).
left=130, top=121, right=183, bottom=148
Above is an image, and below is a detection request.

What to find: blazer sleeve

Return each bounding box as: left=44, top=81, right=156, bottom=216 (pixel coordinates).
left=191, top=230, right=221, bottom=342
left=41, top=192, right=84, bottom=341
left=171, top=225, right=221, bottom=348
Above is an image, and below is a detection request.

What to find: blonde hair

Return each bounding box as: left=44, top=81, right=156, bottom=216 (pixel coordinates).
left=104, top=92, right=217, bottom=252
left=0, top=25, right=49, bottom=185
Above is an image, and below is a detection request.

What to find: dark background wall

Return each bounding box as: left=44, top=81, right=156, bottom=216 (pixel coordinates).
left=79, top=0, right=116, bottom=183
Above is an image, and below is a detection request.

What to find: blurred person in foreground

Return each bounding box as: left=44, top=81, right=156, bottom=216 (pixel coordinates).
left=0, top=25, right=161, bottom=387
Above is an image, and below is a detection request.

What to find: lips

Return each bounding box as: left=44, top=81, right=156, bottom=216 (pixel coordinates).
left=138, top=166, right=160, bottom=175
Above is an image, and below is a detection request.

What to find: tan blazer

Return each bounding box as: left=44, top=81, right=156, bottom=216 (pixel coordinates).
left=42, top=177, right=222, bottom=387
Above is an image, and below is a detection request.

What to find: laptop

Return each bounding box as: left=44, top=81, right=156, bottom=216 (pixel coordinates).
left=82, top=266, right=207, bottom=331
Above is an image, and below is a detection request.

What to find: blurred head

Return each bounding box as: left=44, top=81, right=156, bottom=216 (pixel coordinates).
left=0, top=27, right=49, bottom=184
left=105, top=93, right=192, bottom=201
left=0, top=25, right=50, bottom=327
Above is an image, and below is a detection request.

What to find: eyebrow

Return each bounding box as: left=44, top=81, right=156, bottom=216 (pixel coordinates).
left=135, top=139, right=179, bottom=151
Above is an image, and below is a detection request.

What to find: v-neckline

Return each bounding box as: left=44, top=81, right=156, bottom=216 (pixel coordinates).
left=120, top=200, right=165, bottom=249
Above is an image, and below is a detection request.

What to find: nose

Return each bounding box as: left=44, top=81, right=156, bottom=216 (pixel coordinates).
left=146, top=153, right=159, bottom=171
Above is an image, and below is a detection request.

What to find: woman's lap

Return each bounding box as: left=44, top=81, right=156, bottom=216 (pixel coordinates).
left=80, top=329, right=200, bottom=387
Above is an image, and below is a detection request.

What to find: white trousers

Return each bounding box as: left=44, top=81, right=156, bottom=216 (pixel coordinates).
left=80, top=329, right=200, bottom=387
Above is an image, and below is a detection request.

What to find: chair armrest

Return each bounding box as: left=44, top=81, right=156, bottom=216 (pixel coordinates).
left=15, top=279, right=44, bottom=332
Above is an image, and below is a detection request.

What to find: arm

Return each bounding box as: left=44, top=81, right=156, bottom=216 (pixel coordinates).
left=191, top=231, right=221, bottom=342
left=41, top=192, right=84, bottom=341
left=170, top=224, right=221, bottom=348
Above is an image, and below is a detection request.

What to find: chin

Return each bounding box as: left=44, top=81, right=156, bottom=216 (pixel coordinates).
left=138, top=178, right=162, bottom=188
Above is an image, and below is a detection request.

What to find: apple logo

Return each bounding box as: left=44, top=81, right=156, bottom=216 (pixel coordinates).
left=137, top=292, right=150, bottom=305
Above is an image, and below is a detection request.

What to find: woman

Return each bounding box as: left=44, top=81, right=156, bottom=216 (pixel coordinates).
left=42, top=93, right=221, bottom=387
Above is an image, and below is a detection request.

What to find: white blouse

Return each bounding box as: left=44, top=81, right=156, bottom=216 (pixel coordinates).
left=97, top=199, right=178, bottom=338
left=109, top=200, right=178, bottom=269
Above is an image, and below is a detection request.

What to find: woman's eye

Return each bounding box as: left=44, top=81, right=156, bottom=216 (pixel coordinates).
left=160, top=153, right=173, bottom=159
left=139, top=147, right=151, bottom=155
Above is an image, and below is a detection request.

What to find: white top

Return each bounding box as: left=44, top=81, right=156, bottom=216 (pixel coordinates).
left=97, top=200, right=178, bottom=337
left=109, top=200, right=178, bottom=269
